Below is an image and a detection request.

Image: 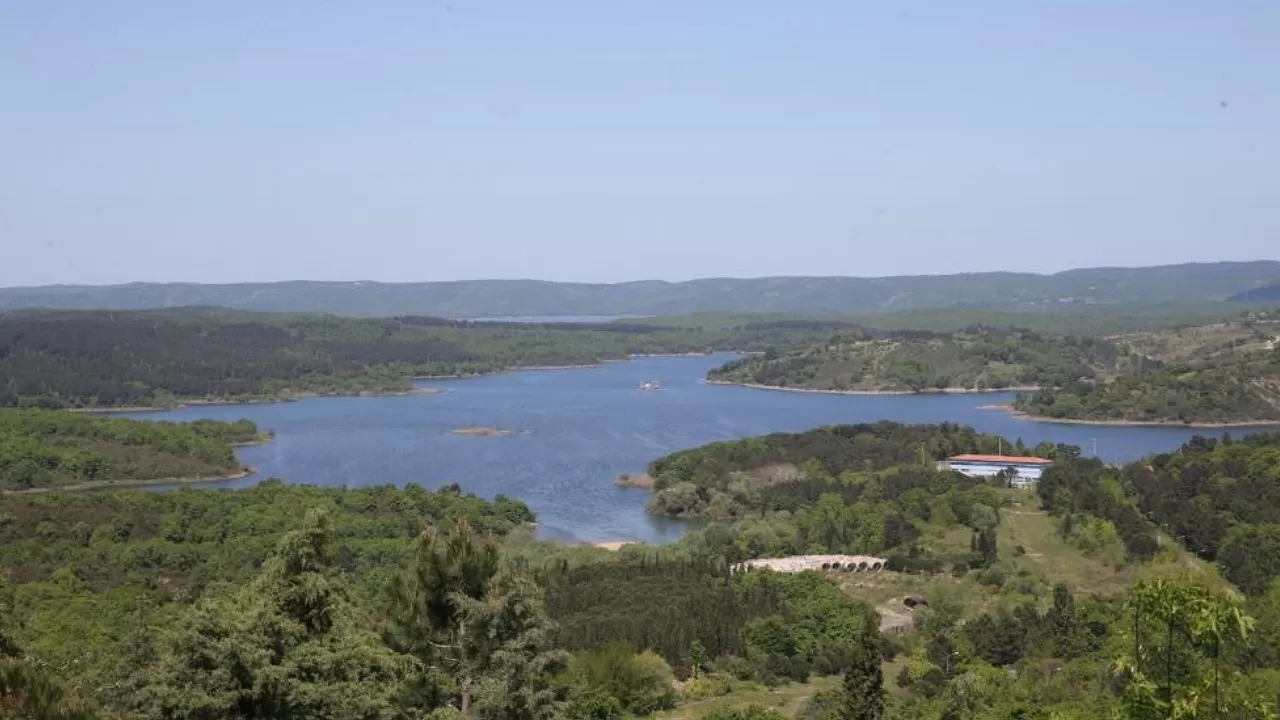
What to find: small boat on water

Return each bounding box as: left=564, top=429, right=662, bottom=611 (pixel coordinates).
left=640, top=380, right=661, bottom=391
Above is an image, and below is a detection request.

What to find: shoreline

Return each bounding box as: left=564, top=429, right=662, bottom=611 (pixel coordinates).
left=704, top=379, right=1041, bottom=396
left=1005, top=409, right=1280, bottom=428
left=64, top=387, right=441, bottom=414
left=3, top=467, right=257, bottom=495
left=61, top=356, right=738, bottom=413
left=627, top=352, right=715, bottom=358
left=412, top=362, right=608, bottom=381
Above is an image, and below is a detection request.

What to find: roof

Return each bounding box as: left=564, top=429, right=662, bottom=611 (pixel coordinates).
left=947, top=454, right=1053, bottom=465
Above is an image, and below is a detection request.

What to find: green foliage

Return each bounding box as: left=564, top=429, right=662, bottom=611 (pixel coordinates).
left=0, top=409, right=260, bottom=491
left=0, top=659, right=98, bottom=720
left=709, top=329, right=1124, bottom=392
left=127, top=508, right=412, bottom=719
left=1039, top=432, right=1280, bottom=592
left=1015, top=346, right=1280, bottom=423
left=1116, top=575, right=1270, bottom=720
left=0, top=482, right=534, bottom=708
left=840, top=613, right=885, bottom=720
left=699, top=704, right=788, bottom=720
left=567, top=642, right=677, bottom=715
left=0, top=310, right=847, bottom=408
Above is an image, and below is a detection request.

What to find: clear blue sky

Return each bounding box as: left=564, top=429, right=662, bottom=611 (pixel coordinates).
left=2, top=1, right=1277, bottom=286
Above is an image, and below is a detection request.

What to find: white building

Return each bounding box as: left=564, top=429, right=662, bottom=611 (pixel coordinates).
left=939, top=454, right=1053, bottom=489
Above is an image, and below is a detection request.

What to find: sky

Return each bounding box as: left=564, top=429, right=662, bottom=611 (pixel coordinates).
left=1, top=1, right=1277, bottom=287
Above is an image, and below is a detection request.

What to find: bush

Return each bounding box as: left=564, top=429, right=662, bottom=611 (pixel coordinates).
left=702, top=705, right=788, bottom=720
left=681, top=672, right=732, bottom=700
left=569, top=643, right=678, bottom=715
left=566, top=686, right=623, bottom=720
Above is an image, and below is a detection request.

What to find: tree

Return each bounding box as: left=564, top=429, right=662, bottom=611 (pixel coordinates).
left=1116, top=575, right=1268, bottom=720
left=0, top=661, right=98, bottom=720
left=130, top=508, right=411, bottom=719
left=839, top=612, right=884, bottom=720
left=387, top=522, right=568, bottom=719
left=455, top=571, right=570, bottom=720
left=1219, top=524, right=1280, bottom=596
left=386, top=521, right=500, bottom=713
left=1047, top=583, right=1086, bottom=659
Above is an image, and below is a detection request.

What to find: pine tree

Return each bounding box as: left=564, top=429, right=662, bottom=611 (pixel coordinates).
left=458, top=571, right=569, bottom=720
left=386, top=521, right=501, bottom=713
left=387, top=522, right=567, bottom=719
left=130, top=508, right=411, bottom=719
left=839, top=612, right=884, bottom=720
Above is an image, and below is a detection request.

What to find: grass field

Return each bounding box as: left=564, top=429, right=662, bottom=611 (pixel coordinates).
left=657, top=676, right=841, bottom=720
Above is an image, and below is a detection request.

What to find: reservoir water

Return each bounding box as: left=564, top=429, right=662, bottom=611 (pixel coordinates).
left=123, top=355, right=1276, bottom=544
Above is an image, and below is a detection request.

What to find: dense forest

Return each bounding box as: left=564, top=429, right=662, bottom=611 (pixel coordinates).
left=3, top=261, right=1278, bottom=316
left=0, top=409, right=263, bottom=492
left=0, top=310, right=855, bottom=408
left=7, top=424, right=1280, bottom=718
left=1014, top=347, right=1280, bottom=424
left=706, top=329, right=1129, bottom=392
left=0, top=483, right=874, bottom=718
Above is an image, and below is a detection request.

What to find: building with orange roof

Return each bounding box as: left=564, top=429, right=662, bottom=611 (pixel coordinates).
left=939, top=453, right=1053, bottom=488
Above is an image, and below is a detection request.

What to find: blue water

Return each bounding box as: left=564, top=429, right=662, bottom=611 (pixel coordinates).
left=121, top=355, right=1275, bottom=544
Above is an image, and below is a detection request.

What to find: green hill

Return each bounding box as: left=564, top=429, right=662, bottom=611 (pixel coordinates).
left=0, top=310, right=848, bottom=408
left=0, top=409, right=264, bottom=492
left=1013, top=348, right=1280, bottom=425
left=2, top=261, right=1279, bottom=317
left=706, top=329, right=1126, bottom=393
left=1011, top=313, right=1280, bottom=424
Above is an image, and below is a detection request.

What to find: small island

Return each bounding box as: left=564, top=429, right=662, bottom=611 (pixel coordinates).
left=452, top=426, right=518, bottom=437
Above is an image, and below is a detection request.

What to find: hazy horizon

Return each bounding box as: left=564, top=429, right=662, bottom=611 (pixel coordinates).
left=3, top=2, right=1277, bottom=287
left=5, top=258, right=1280, bottom=291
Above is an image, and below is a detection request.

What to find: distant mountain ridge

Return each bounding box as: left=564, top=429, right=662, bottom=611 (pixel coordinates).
left=1229, top=282, right=1280, bottom=303
left=3, top=261, right=1279, bottom=318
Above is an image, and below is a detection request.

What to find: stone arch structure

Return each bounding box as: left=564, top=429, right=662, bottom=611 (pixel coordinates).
left=729, top=554, right=890, bottom=575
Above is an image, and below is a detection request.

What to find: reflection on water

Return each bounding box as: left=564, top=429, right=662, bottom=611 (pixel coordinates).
left=122, top=356, right=1274, bottom=543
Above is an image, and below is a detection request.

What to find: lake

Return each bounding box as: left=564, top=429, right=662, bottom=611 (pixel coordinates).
left=122, top=355, right=1276, bottom=544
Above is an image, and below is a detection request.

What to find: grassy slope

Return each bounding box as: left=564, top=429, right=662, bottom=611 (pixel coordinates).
left=834, top=493, right=1226, bottom=619
left=658, top=676, right=841, bottom=720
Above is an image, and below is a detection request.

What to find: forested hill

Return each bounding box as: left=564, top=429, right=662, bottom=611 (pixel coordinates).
left=0, top=409, right=263, bottom=491
left=0, top=310, right=848, bottom=408
left=1014, top=347, right=1280, bottom=425
left=706, top=329, right=1127, bottom=392
left=4, top=260, right=1280, bottom=316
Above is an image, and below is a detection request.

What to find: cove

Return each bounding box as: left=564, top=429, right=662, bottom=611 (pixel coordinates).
left=120, top=355, right=1277, bottom=544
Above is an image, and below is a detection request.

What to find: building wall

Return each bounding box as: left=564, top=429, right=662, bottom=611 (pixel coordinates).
left=945, top=461, right=1045, bottom=488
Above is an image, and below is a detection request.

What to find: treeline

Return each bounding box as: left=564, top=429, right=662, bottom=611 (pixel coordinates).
left=1014, top=348, right=1280, bottom=424
left=707, top=328, right=1128, bottom=392
left=0, top=409, right=263, bottom=491
left=0, top=310, right=851, bottom=409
